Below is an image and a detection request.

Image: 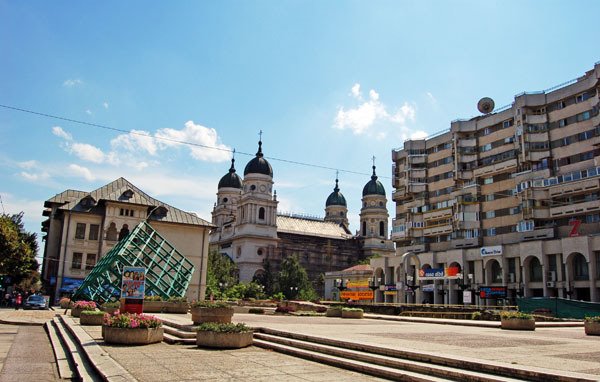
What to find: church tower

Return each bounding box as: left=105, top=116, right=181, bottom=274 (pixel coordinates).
left=324, top=175, right=349, bottom=227
left=233, top=137, right=279, bottom=281
left=359, top=160, right=395, bottom=257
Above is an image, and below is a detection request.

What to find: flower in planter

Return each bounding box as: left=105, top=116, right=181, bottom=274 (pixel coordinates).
left=196, top=322, right=252, bottom=333
left=81, top=310, right=106, bottom=317
left=103, top=312, right=162, bottom=329
left=73, top=301, right=97, bottom=311
left=167, top=296, right=188, bottom=303
left=342, top=307, right=364, bottom=313
left=144, top=295, right=163, bottom=301
left=500, top=311, right=533, bottom=320
left=101, top=301, right=120, bottom=309
left=584, top=316, right=600, bottom=323
left=59, top=297, right=73, bottom=309
left=191, top=300, right=230, bottom=308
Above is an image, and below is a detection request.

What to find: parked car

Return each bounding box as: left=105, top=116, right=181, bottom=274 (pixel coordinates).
left=23, top=295, right=48, bottom=310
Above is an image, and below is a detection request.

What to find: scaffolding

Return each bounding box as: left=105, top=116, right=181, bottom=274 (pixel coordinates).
left=73, top=221, right=195, bottom=303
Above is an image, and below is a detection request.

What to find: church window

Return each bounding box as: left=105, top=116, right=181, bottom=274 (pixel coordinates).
left=257, top=248, right=263, bottom=256
left=106, top=222, right=118, bottom=241
left=362, top=222, right=367, bottom=236
left=379, top=221, right=385, bottom=236
left=259, top=207, right=265, bottom=220
left=250, top=185, right=256, bottom=191
left=340, top=212, right=344, bottom=216
left=118, top=224, right=130, bottom=241
left=223, top=197, right=228, bottom=203
left=379, top=202, right=383, bottom=207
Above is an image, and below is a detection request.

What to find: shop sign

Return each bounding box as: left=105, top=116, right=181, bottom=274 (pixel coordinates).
left=479, top=286, right=507, bottom=299
left=340, top=290, right=374, bottom=300
left=480, top=246, right=502, bottom=257
left=384, top=291, right=397, bottom=295
left=419, top=268, right=444, bottom=279
left=347, top=279, right=370, bottom=288
left=463, top=290, right=473, bottom=304
left=422, top=284, right=435, bottom=292
left=383, top=284, right=397, bottom=291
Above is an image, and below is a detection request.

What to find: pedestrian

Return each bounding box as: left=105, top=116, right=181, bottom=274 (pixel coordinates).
left=15, top=293, right=22, bottom=310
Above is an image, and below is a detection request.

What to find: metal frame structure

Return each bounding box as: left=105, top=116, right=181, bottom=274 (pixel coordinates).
left=73, top=221, right=195, bottom=303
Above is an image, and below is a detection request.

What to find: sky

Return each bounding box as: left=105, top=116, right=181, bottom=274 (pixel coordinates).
left=1, top=1, right=599, bottom=262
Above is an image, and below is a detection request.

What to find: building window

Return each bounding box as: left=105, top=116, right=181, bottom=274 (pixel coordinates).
left=362, top=222, right=367, bottom=236
left=491, top=261, right=502, bottom=283
left=258, top=207, right=265, bottom=220
left=106, top=222, right=118, bottom=241
left=72, top=252, right=83, bottom=269
left=118, top=224, right=130, bottom=241
left=529, top=257, right=543, bottom=282
left=484, top=210, right=495, bottom=219
left=486, top=227, right=496, bottom=236
left=85, top=254, right=97, bottom=270
left=573, top=254, right=589, bottom=281
left=483, top=177, right=493, bottom=185
left=119, top=208, right=134, bottom=217
left=75, top=223, right=86, bottom=239
left=379, top=221, right=385, bottom=236
left=89, top=224, right=99, bottom=241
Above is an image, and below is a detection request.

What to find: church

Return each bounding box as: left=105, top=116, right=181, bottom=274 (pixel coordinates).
left=209, top=139, right=395, bottom=295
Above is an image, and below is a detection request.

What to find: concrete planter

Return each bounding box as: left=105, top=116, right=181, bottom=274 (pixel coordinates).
left=80, top=312, right=105, bottom=326
left=101, top=307, right=119, bottom=315
left=341, top=310, right=364, bottom=319
left=196, top=331, right=253, bottom=349
left=501, top=318, right=535, bottom=331
left=191, top=307, right=234, bottom=324
left=71, top=307, right=95, bottom=318
left=164, top=302, right=189, bottom=314
left=103, top=326, right=164, bottom=345
left=326, top=307, right=343, bottom=317
left=143, top=301, right=167, bottom=313
left=584, top=321, right=600, bottom=336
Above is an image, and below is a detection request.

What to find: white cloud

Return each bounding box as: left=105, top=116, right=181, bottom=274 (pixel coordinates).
left=71, top=143, right=106, bottom=163
left=18, top=160, right=38, bottom=170
left=63, top=79, right=83, bottom=87
left=334, top=84, right=417, bottom=136
left=52, top=126, right=73, bottom=141
left=155, top=121, right=231, bottom=162
left=20, top=171, right=50, bottom=182
left=103, top=102, right=109, bottom=109
left=111, top=130, right=157, bottom=156
left=410, top=131, right=429, bottom=140
left=85, top=109, right=92, bottom=115
left=68, top=164, right=95, bottom=181
left=426, top=92, right=437, bottom=104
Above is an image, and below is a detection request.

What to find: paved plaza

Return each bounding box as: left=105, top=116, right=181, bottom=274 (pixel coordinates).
left=0, top=308, right=599, bottom=381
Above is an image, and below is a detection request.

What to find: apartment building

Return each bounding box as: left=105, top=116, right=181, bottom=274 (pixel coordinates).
left=377, top=62, right=600, bottom=305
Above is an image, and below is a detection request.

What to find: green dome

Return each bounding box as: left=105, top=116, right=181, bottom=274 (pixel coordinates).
left=244, top=141, right=273, bottom=177
left=326, top=179, right=347, bottom=207
left=362, top=166, right=386, bottom=196
left=218, top=159, right=243, bottom=189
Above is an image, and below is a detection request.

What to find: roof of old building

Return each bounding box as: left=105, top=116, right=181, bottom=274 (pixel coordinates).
left=244, top=140, right=273, bottom=177
left=47, top=177, right=213, bottom=227
left=277, top=214, right=352, bottom=239
left=342, top=264, right=372, bottom=272
left=325, top=178, right=347, bottom=207
left=218, top=158, right=243, bottom=189
left=362, top=165, right=386, bottom=197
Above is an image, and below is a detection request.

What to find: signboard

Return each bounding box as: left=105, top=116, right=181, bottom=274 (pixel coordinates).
left=384, top=291, right=397, bottom=295
left=383, top=284, right=397, bottom=291
left=340, top=290, right=374, bottom=300
left=463, top=290, right=473, bottom=304
left=445, top=267, right=460, bottom=277
left=121, top=267, right=146, bottom=299
left=422, top=284, right=435, bottom=292
left=418, top=266, right=461, bottom=280
left=480, top=246, right=502, bottom=257
left=479, top=286, right=507, bottom=299
left=121, top=267, right=146, bottom=314
left=347, top=279, right=370, bottom=288
left=59, top=277, right=84, bottom=293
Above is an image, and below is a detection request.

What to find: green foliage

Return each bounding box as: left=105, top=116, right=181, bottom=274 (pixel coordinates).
left=191, top=300, right=230, bottom=308
left=167, top=296, right=187, bottom=303
left=205, top=251, right=238, bottom=299
left=103, top=313, right=162, bottom=328
left=276, top=254, right=313, bottom=300
left=471, top=311, right=482, bottom=320
left=271, top=292, right=285, bottom=301
left=196, top=322, right=252, bottom=333
left=144, top=295, right=163, bottom=301
left=355, top=254, right=381, bottom=265
left=584, top=316, right=600, bottom=323
left=0, top=213, right=39, bottom=284
left=501, top=311, right=533, bottom=320
left=225, top=282, right=266, bottom=300
left=253, top=258, right=275, bottom=296
left=80, top=310, right=106, bottom=316
left=342, top=307, right=364, bottom=312
left=101, top=301, right=120, bottom=308
left=248, top=308, right=265, bottom=314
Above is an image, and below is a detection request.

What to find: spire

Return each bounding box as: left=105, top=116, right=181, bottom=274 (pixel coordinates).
left=334, top=170, right=340, bottom=192
left=256, top=130, right=264, bottom=157
left=371, top=156, right=378, bottom=180
left=229, top=149, right=236, bottom=173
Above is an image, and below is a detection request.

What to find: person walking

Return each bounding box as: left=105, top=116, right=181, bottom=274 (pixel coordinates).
left=14, top=293, right=22, bottom=310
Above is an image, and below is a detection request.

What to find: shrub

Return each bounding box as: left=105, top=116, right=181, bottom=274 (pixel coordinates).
left=59, top=297, right=73, bottom=309
left=248, top=308, right=265, bottom=314
left=271, top=292, right=285, bottom=301
left=584, top=316, right=600, bottom=323
left=103, top=312, right=162, bottom=329
left=167, top=296, right=187, bottom=303
left=73, top=301, right=97, bottom=311
left=101, top=301, right=120, bottom=308
left=80, top=310, right=106, bottom=316
left=196, top=322, right=252, bottom=333
left=501, top=311, right=533, bottom=320
left=342, top=307, right=364, bottom=313
left=144, top=295, right=163, bottom=301
left=471, top=312, right=482, bottom=320
left=191, top=300, right=230, bottom=308
left=275, top=306, right=295, bottom=314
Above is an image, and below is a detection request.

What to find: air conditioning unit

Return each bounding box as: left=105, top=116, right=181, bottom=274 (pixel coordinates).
left=548, top=271, right=557, bottom=281
left=509, top=273, right=515, bottom=283
left=546, top=281, right=556, bottom=288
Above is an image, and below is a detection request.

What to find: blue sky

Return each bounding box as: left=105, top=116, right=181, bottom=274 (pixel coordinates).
left=1, top=1, right=599, bottom=260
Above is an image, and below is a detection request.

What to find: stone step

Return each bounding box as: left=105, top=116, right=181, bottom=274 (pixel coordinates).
left=45, top=320, right=77, bottom=380
left=253, top=338, right=450, bottom=382
left=51, top=317, right=102, bottom=382
left=163, top=332, right=196, bottom=345
left=254, top=332, right=521, bottom=382
left=163, top=325, right=196, bottom=339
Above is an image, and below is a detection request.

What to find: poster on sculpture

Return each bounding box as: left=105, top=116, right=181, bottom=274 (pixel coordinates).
left=121, top=266, right=146, bottom=299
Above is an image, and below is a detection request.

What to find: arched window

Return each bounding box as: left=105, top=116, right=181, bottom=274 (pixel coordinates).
left=259, top=207, right=265, bottom=220
left=491, top=260, right=503, bottom=283
left=379, top=221, right=385, bottom=236
left=529, top=257, right=543, bottom=282
left=118, top=224, right=130, bottom=241
left=573, top=253, right=589, bottom=281
left=106, top=222, right=117, bottom=241
left=362, top=221, right=367, bottom=236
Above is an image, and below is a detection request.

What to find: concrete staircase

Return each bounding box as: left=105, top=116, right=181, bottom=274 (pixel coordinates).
left=252, top=327, right=595, bottom=382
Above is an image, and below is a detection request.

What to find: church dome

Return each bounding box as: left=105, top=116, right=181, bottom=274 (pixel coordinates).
left=362, top=166, right=386, bottom=196
left=326, top=178, right=347, bottom=207
left=244, top=140, right=273, bottom=177
left=218, top=158, right=243, bottom=189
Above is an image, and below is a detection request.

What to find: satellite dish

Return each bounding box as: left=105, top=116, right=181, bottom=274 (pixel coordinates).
left=477, top=97, right=495, bottom=114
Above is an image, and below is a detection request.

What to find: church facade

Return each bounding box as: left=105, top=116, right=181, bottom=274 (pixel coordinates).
left=209, top=140, right=395, bottom=295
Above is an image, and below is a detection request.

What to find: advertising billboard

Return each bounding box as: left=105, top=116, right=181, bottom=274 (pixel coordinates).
left=479, top=286, right=507, bottom=299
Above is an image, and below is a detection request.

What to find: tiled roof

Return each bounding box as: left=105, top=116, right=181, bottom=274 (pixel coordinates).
left=342, top=264, right=373, bottom=272
left=277, top=215, right=352, bottom=239
left=44, top=190, right=88, bottom=207
left=52, top=177, right=213, bottom=227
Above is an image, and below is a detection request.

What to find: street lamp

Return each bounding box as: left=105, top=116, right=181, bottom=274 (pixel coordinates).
left=289, top=286, right=299, bottom=300
left=368, top=277, right=381, bottom=304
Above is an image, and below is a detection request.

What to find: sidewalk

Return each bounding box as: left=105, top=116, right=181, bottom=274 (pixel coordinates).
left=0, top=308, right=58, bottom=326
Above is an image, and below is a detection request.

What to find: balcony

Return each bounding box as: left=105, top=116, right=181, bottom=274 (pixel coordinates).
left=525, top=132, right=549, bottom=143
left=451, top=119, right=476, bottom=133
left=391, top=230, right=406, bottom=240
left=524, top=114, right=547, bottom=124
left=549, top=200, right=600, bottom=218
left=454, top=220, right=480, bottom=230
left=408, top=155, right=426, bottom=165
left=459, top=154, right=478, bottom=163
left=548, top=178, right=600, bottom=197
left=457, top=138, right=477, bottom=148
left=408, top=168, right=427, bottom=178
left=452, top=237, right=481, bottom=249
left=397, top=243, right=428, bottom=253
left=392, top=188, right=408, bottom=201
left=526, top=150, right=551, bottom=162
left=456, top=169, right=474, bottom=181
left=473, top=158, right=518, bottom=178
left=423, top=207, right=452, bottom=221
left=423, top=223, right=453, bottom=237
left=523, top=207, right=550, bottom=220
left=520, top=227, right=555, bottom=241
left=408, top=183, right=427, bottom=193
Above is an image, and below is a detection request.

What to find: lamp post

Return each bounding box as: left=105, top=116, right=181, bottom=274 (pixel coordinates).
left=334, top=279, right=348, bottom=301
left=289, top=286, right=299, bottom=300
left=368, top=277, right=381, bottom=304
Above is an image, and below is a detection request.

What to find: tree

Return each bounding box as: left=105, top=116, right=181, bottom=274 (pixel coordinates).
left=205, top=251, right=238, bottom=299
left=276, top=254, right=314, bottom=300
left=0, top=213, right=39, bottom=285
left=253, top=257, right=275, bottom=296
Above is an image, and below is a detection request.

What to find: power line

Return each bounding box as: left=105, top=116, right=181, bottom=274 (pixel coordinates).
left=0, top=103, right=388, bottom=179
